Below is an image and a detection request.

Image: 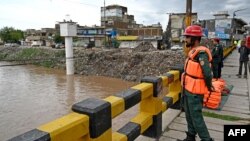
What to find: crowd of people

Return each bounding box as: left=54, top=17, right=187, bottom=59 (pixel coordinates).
left=179, top=24, right=249, bottom=141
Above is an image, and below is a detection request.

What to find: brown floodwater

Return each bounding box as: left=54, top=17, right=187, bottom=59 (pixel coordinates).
left=0, top=62, right=137, bottom=140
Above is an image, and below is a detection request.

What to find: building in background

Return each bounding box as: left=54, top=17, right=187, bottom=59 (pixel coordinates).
left=21, top=4, right=162, bottom=48
left=24, top=28, right=56, bottom=46
left=201, top=11, right=247, bottom=47
left=100, top=4, right=163, bottom=48
left=244, top=24, right=250, bottom=35
left=165, top=13, right=198, bottom=48
left=76, top=25, right=105, bottom=47
left=101, top=4, right=136, bottom=36
left=128, top=23, right=162, bottom=39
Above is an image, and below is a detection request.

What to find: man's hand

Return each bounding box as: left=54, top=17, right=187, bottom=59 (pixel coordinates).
left=209, top=85, right=216, bottom=92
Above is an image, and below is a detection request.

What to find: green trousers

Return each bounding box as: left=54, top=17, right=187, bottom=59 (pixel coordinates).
left=183, top=89, right=211, bottom=141
left=212, top=62, right=219, bottom=79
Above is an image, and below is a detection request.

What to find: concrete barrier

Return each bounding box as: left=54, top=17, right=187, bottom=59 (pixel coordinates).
left=9, top=113, right=90, bottom=141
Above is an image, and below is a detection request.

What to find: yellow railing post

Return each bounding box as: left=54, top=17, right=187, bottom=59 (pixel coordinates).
left=161, top=66, right=183, bottom=112
left=72, top=98, right=112, bottom=141
left=139, top=76, right=163, bottom=138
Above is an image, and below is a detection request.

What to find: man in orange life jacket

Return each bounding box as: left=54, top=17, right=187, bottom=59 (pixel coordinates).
left=181, top=25, right=214, bottom=141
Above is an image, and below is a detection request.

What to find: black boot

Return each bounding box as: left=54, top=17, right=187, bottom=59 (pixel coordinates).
left=183, top=132, right=196, bottom=141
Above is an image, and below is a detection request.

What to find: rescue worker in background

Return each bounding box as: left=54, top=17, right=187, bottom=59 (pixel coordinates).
left=236, top=39, right=250, bottom=78
left=234, top=40, right=238, bottom=46
left=237, top=40, right=242, bottom=49
left=211, top=38, right=224, bottom=79
left=181, top=25, right=214, bottom=141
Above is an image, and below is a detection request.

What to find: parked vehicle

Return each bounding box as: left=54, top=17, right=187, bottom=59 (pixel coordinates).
left=31, top=41, right=41, bottom=47
left=55, top=43, right=65, bottom=49
left=73, top=41, right=89, bottom=48
left=4, top=43, right=12, bottom=47
left=171, top=45, right=182, bottom=50
left=4, top=43, right=19, bottom=47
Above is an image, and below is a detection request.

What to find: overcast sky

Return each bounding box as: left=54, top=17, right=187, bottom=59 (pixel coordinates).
left=0, top=0, right=249, bottom=31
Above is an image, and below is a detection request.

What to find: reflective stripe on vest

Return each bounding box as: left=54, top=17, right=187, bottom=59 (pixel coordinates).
left=182, top=46, right=212, bottom=94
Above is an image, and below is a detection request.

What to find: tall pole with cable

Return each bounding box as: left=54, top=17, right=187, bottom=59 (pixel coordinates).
left=185, top=0, right=192, bottom=28
left=104, top=0, right=106, bottom=48
left=184, top=0, right=192, bottom=57
left=231, top=8, right=247, bottom=43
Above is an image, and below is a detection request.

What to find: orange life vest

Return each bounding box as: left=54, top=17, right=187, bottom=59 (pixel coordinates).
left=182, top=46, right=212, bottom=94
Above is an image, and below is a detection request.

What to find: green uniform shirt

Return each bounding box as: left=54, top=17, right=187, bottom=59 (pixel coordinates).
left=194, top=50, right=213, bottom=90
left=212, top=44, right=223, bottom=63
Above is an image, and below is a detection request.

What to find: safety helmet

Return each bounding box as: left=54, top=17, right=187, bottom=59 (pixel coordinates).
left=183, top=25, right=203, bottom=37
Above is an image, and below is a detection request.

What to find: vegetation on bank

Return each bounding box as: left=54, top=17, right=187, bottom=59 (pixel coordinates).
left=0, top=47, right=65, bottom=68
left=203, top=111, right=243, bottom=121
left=1, top=44, right=185, bottom=82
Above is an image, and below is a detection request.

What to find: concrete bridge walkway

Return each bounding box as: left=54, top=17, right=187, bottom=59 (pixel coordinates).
left=157, top=49, right=250, bottom=141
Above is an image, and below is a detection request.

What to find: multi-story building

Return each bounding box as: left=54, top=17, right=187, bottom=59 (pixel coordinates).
left=76, top=25, right=105, bottom=47
left=71, top=4, right=163, bottom=48
left=128, top=23, right=162, bottom=37
left=24, top=28, right=56, bottom=46
left=101, top=4, right=163, bottom=38
left=201, top=11, right=247, bottom=47
left=165, top=13, right=198, bottom=48
left=24, top=4, right=163, bottom=48
left=101, top=4, right=136, bottom=35
left=244, top=24, right=250, bottom=35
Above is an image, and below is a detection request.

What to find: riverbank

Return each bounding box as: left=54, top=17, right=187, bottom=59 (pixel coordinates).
left=0, top=44, right=185, bottom=81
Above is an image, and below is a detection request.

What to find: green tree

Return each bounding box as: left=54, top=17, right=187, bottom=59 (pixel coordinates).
left=0, top=27, right=24, bottom=43
left=53, top=33, right=64, bottom=43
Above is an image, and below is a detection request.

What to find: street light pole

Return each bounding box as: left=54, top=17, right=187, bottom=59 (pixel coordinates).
left=231, top=8, right=247, bottom=42
left=104, top=0, right=106, bottom=48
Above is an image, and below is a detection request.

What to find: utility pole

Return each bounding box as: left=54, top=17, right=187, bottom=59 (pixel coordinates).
left=143, top=21, right=145, bottom=46
left=184, top=0, right=192, bottom=57
left=104, top=0, right=106, bottom=48
left=186, top=0, right=192, bottom=28
left=166, top=13, right=172, bottom=48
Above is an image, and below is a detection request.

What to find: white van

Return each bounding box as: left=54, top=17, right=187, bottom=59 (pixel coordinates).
left=31, top=41, right=41, bottom=47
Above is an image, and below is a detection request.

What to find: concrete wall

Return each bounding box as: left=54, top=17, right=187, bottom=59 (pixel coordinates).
left=119, top=41, right=158, bottom=49
left=119, top=41, right=140, bottom=48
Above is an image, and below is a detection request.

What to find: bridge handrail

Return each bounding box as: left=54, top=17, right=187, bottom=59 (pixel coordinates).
left=8, top=45, right=235, bottom=141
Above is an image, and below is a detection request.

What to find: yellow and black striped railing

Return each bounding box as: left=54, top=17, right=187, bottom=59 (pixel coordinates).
left=223, top=45, right=236, bottom=58
left=8, top=68, right=182, bottom=141
left=8, top=45, right=235, bottom=141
